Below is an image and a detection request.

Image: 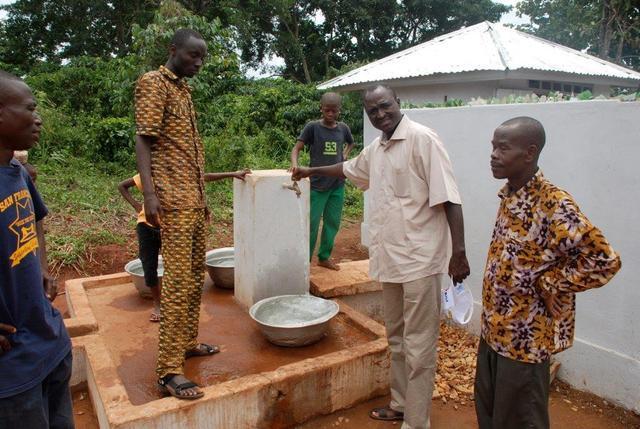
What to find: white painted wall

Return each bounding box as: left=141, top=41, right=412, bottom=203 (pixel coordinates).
left=395, top=81, right=497, bottom=104
left=362, top=100, right=640, bottom=412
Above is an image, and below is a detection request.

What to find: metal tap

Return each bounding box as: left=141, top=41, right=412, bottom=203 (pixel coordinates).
left=282, top=181, right=301, bottom=198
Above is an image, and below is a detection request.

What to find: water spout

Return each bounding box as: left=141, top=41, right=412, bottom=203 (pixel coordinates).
left=282, top=181, right=301, bottom=198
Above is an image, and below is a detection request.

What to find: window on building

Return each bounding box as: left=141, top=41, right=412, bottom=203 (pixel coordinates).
left=505, top=80, right=596, bottom=96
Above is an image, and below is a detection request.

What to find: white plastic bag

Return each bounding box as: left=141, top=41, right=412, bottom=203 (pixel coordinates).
left=441, top=281, right=473, bottom=326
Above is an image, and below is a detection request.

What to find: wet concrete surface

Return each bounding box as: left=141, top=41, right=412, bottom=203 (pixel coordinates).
left=86, top=280, right=375, bottom=405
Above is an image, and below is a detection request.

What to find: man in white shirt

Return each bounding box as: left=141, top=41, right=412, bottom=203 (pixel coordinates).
left=292, top=85, right=470, bottom=429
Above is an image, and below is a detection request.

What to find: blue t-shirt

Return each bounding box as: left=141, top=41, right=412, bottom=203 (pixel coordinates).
left=0, top=159, right=71, bottom=399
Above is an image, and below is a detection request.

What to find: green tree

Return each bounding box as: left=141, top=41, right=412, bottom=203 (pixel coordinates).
left=517, top=0, right=640, bottom=69
left=393, top=0, right=510, bottom=48
left=0, top=0, right=158, bottom=72
left=210, top=0, right=509, bottom=83
left=130, top=0, right=242, bottom=106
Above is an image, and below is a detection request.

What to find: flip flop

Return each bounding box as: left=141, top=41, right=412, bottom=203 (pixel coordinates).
left=369, top=406, right=404, bottom=421
left=185, top=343, right=220, bottom=359
left=158, top=375, right=204, bottom=400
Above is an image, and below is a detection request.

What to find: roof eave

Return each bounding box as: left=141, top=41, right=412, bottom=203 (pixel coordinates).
left=318, top=69, right=640, bottom=92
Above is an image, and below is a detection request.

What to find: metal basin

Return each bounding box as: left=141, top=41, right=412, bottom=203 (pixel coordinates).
left=206, top=247, right=234, bottom=289
left=124, top=257, right=163, bottom=299
left=249, top=295, right=339, bottom=347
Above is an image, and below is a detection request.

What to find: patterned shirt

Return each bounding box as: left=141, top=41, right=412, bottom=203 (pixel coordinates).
left=481, top=170, right=621, bottom=363
left=134, top=65, right=206, bottom=210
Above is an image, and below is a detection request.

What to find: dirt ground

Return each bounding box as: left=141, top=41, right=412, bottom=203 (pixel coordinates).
left=55, top=221, right=639, bottom=429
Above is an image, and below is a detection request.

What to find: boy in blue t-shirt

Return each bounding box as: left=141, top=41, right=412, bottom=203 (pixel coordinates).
left=0, top=71, right=73, bottom=428
left=290, top=92, right=354, bottom=270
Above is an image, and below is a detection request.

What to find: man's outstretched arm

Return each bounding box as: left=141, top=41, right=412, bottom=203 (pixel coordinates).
left=291, top=163, right=346, bottom=181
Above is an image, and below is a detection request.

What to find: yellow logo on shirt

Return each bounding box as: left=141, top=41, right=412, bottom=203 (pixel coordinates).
left=324, top=141, right=337, bottom=155
left=7, top=191, right=39, bottom=267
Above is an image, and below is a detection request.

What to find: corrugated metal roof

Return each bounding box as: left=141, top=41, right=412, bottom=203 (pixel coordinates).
left=318, top=22, right=640, bottom=90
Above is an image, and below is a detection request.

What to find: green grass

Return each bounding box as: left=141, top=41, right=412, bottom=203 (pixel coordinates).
left=36, top=157, right=135, bottom=274
left=343, top=182, right=364, bottom=220
left=33, top=156, right=364, bottom=273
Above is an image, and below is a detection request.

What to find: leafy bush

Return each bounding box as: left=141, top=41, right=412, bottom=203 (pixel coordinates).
left=131, top=0, right=241, bottom=101
left=26, top=56, right=138, bottom=118
left=199, top=78, right=363, bottom=173
left=89, top=117, right=136, bottom=166
left=30, top=92, right=92, bottom=160
left=577, top=90, right=593, bottom=100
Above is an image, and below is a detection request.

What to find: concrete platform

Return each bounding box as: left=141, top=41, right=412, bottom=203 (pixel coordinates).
left=64, top=273, right=389, bottom=428
left=310, top=260, right=384, bottom=323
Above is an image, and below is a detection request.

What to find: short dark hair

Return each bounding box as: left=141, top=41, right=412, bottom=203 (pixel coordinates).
left=0, top=71, right=23, bottom=102
left=320, top=92, right=341, bottom=106
left=500, top=116, right=546, bottom=153
left=170, top=28, right=204, bottom=48
left=363, top=84, right=398, bottom=100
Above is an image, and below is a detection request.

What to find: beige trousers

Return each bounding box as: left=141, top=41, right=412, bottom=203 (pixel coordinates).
left=382, top=274, right=444, bottom=429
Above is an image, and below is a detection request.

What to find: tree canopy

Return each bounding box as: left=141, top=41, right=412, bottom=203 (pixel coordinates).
left=517, top=0, right=640, bottom=70
left=1, top=0, right=510, bottom=80
left=209, top=0, right=510, bottom=82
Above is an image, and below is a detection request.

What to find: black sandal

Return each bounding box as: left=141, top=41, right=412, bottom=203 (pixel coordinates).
left=158, top=374, right=204, bottom=400
left=370, top=406, right=404, bottom=421
left=185, top=343, right=220, bottom=359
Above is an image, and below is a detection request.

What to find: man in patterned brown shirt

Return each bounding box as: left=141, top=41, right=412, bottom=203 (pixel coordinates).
left=475, top=117, right=621, bottom=428
left=135, top=28, right=217, bottom=400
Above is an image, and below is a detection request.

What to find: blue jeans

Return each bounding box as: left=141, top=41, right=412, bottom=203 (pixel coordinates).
left=0, top=351, right=74, bottom=429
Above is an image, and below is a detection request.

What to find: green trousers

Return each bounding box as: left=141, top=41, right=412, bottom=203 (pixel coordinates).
left=310, top=184, right=345, bottom=261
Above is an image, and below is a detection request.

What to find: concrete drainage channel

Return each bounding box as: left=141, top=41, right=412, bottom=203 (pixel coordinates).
left=64, top=272, right=389, bottom=429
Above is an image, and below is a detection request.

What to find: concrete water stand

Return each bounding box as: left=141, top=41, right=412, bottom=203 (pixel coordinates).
left=64, top=272, right=389, bottom=428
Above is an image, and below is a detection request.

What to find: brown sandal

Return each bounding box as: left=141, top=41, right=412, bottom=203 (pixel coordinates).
left=158, top=374, right=204, bottom=400
left=185, top=343, right=220, bottom=358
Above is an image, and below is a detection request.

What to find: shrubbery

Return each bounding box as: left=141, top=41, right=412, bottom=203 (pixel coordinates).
left=21, top=1, right=364, bottom=173
left=89, top=117, right=136, bottom=166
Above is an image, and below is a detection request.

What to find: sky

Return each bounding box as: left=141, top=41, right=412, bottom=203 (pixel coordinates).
left=0, top=0, right=9, bottom=20
left=496, top=0, right=530, bottom=26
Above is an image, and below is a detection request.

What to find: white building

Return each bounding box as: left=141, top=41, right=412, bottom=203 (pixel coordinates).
left=319, top=21, right=640, bottom=103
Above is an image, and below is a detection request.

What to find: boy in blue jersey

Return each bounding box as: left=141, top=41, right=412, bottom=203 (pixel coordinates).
left=0, top=71, right=73, bottom=428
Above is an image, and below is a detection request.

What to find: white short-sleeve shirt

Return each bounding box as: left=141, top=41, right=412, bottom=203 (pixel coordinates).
left=343, top=115, right=462, bottom=283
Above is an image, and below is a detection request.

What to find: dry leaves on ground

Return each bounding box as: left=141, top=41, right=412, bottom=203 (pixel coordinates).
left=433, top=322, right=478, bottom=405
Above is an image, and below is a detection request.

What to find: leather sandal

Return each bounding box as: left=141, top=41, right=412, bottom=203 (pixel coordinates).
left=185, top=343, right=220, bottom=359
left=158, top=374, right=204, bottom=400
